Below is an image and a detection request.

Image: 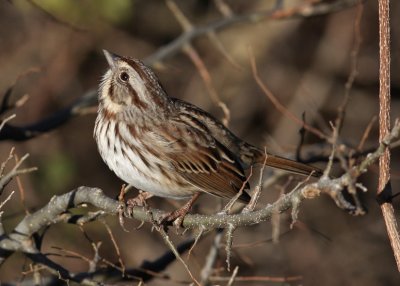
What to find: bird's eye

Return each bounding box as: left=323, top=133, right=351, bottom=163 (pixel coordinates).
left=119, top=72, right=129, bottom=82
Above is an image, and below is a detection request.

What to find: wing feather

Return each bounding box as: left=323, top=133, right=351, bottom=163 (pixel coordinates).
left=152, top=114, right=250, bottom=203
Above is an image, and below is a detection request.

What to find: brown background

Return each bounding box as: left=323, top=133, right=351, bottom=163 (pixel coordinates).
left=0, top=0, right=400, bottom=285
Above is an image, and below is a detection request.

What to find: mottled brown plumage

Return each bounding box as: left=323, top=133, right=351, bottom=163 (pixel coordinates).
left=94, top=50, right=322, bottom=211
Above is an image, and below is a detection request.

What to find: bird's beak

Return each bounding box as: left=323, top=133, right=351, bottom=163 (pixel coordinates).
left=103, top=49, right=121, bottom=69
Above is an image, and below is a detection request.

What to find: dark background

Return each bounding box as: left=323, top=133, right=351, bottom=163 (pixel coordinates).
left=0, top=0, right=399, bottom=285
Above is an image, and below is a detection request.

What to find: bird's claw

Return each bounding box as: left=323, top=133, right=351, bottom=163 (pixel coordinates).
left=157, top=209, right=186, bottom=227
left=157, top=193, right=200, bottom=228
left=118, top=189, right=153, bottom=232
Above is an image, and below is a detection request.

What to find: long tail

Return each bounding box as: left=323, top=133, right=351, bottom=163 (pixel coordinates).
left=265, top=154, right=322, bottom=177
left=252, top=150, right=323, bottom=177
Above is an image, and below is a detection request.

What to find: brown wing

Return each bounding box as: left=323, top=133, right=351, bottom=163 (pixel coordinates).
left=152, top=113, right=250, bottom=203
left=172, top=98, right=322, bottom=177
left=172, top=98, right=259, bottom=167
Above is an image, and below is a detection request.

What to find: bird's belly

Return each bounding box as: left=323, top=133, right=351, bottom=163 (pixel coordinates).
left=112, top=159, right=193, bottom=199
left=96, top=132, right=194, bottom=199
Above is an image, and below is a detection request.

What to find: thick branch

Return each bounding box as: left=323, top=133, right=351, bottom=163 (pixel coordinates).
left=0, top=121, right=398, bottom=283
left=0, top=120, right=397, bottom=245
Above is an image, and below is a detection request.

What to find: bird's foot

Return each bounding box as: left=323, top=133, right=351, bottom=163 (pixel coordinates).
left=118, top=187, right=153, bottom=232
left=126, top=190, right=153, bottom=213
left=157, top=193, right=200, bottom=227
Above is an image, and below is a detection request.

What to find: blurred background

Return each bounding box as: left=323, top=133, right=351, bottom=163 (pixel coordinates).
left=0, top=0, right=400, bottom=285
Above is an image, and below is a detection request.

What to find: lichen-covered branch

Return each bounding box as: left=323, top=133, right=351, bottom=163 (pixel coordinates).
left=0, top=120, right=397, bottom=283
left=1, top=119, right=398, bottom=245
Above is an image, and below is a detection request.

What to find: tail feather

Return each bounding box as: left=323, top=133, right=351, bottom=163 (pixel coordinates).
left=258, top=153, right=323, bottom=177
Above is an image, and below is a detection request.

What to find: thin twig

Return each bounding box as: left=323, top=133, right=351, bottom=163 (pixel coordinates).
left=0, top=67, right=40, bottom=116
left=222, top=166, right=253, bottom=213
left=200, top=229, right=223, bottom=285
left=243, top=148, right=268, bottom=213
left=167, top=0, right=230, bottom=126
left=0, top=190, right=15, bottom=210
left=155, top=227, right=201, bottom=286
left=0, top=114, right=16, bottom=132
left=146, top=0, right=361, bottom=65
left=226, top=265, right=239, bottom=286
left=1, top=1, right=361, bottom=143
left=166, top=0, right=232, bottom=127
left=272, top=179, right=292, bottom=243
left=26, top=0, right=87, bottom=33
left=207, top=0, right=243, bottom=70
left=1, top=122, right=399, bottom=281
left=210, top=274, right=303, bottom=283
left=357, top=116, right=377, bottom=151
left=214, top=0, right=234, bottom=17
left=249, top=49, right=327, bottom=140
left=335, top=0, right=363, bottom=133
left=225, top=223, right=235, bottom=271
left=0, top=153, right=37, bottom=195
left=78, top=226, right=102, bottom=273
left=188, top=227, right=205, bottom=259
left=0, top=122, right=396, bottom=242
left=14, top=154, right=30, bottom=215
left=183, top=45, right=231, bottom=126
left=101, top=220, right=126, bottom=276
left=0, top=147, right=15, bottom=177
left=324, top=123, right=339, bottom=178
left=50, top=246, right=92, bottom=264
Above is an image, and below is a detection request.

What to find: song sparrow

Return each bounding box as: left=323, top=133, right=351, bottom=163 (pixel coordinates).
left=94, top=50, right=322, bottom=221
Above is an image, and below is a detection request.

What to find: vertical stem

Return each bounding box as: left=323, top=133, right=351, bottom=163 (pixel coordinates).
left=377, top=0, right=400, bottom=271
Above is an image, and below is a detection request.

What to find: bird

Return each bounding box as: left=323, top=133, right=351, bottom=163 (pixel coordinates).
left=94, top=50, right=322, bottom=223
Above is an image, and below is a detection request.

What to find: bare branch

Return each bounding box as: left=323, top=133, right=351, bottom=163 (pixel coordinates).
left=26, top=0, right=87, bottom=33
left=225, top=224, right=235, bottom=271
left=249, top=49, right=328, bottom=140
left=0, top=1, right=361, bottom=142
left=226, top=265, right=239, bottom=286
left=183, top=45, right=231, bottom=126
left=0, top=121, right=397, bottom=246
left=146, top=0, right=361, bottom=65
left=377, top=0, right=400, bottom=271
left=0, top=191, right=15, bottom=237
left=200, top=229, right=223, bottom=285
left=0, top=114, right=16, bottom=132
left=357, top=116, right=377, bottom=151
left=0, top=91, right=97, bottom=141
left=0, top=67, right=40, bottom=116
left=1, top=121, right=398, bottom=283
left=210, top=274, right=303, bottom=283
left=0, top=153, right=37, bottom=195
left=243, top=148, right=268, bottom=213
left=0, top=190, right=15, bottom=211
left=335, top=0, right=363, bottom=132
left=166, top=1, right=232, bottom=126
left=101, top=220, right=126, bottom=276
left=155, top=226, right=201, bottom=286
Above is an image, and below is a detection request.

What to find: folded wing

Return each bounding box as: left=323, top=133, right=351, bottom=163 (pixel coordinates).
left=152, top=113, right=251, bottom=203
